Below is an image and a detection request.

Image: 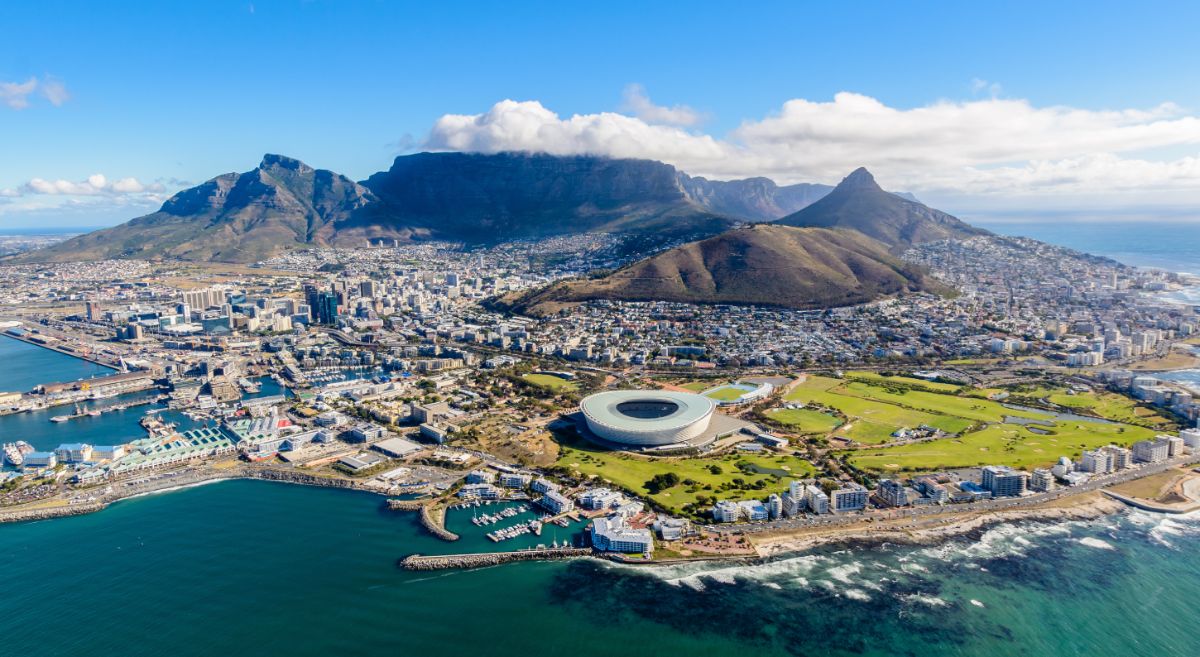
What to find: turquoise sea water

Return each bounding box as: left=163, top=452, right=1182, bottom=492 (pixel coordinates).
left=1, top=479, right=1199, bottom=657
left=3, top=222, right=1200, bottom=656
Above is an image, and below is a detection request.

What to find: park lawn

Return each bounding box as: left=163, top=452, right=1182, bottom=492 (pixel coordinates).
left=705, top=386, right=749, bottom=401
left=554, top=433, right=815, bottom=515
left=833, top=380, right=1050, bottom=424
left=678, top=381, right=712, bottom=392
left=846, top=419, right=1157, bottom=473
left=522, top=374, right=578, bottom=391
left=844, top=371, right=964, bottom=393
left=767, top=408, right=843, bottom=434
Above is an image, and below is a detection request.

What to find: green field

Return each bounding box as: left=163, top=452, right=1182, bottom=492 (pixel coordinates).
left=847, top=420, right=1157, bottom=472
left=554, top=432, right=815, bottom=515
left=522, top=374, right=577, bottom=391
left=844, top=371, right=964, bottom=393
left=767, top=408, right=843, bottom=434
left=781, top=374, right=1161, bottom=469
left=1042, top=390, right=1170, bottom=427
left=678, top=381, right=712, bottom=392
left=704, top=386, right=751, bottom=401
left=783, top=376, right=974, bottom=443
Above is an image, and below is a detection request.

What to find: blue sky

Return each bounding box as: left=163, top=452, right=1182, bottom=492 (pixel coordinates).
left=2, top=0, right=1199, bottom=228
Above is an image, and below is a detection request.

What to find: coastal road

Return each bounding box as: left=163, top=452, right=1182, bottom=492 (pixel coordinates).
left=710, top=454, right=1200, bottom=536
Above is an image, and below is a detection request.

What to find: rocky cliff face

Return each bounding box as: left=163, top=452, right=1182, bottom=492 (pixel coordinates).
left=357, top=151, right=733, bottom=242
left=677, top=175, right=831, bottom=222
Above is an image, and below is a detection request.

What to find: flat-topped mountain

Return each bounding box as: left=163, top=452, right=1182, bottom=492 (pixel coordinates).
left=19, top=155, right=377, bottom=263
left=778, top=168, right=988, bottom=252
left=500, top=223, right=949, bottom=316
left=356, top=152, right=737, bottom=243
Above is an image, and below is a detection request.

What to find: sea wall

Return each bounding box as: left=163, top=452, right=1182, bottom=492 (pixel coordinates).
left=247, top=468, right=367, bottom=491
left=399, top=547, right=593, bottom=571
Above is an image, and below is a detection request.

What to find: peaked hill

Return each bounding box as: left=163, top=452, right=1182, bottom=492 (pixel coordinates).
left=777, top=168, right=988, bottom=252
left=19, top=155, right=377, bottom=263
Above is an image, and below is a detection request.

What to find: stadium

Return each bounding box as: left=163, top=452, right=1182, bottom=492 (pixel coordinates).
left=579, top=390, right=717, bottom=448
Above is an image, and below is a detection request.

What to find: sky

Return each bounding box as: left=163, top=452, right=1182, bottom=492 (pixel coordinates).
left=2, top=0, right=1199, bottom=229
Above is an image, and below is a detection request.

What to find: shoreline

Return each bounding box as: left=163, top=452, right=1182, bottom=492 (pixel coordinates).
left=749, top=492, right=1126, bottom=559
left=0, top=464, right=1181, bottom=571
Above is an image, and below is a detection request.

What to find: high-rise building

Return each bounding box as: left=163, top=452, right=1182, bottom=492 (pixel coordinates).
left=830, top=483, right=869, bottom=513
left=981, top=466, right=1029, bottom=497
left=876, top=479, right=911, bottom=507
left=315, top=292, right=340, bottom=325
left=1132, top=438, right=1171, bottom=463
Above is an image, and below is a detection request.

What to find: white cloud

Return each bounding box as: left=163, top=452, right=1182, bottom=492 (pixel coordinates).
left=422, top=90, right=1200, bottom=209
left=970, top=78, right=1002, bottom=97
left=5, top=174, right=162, bottom=197
left=1, top=78, right=39, bottom=109
left=40, top=77, right=70, bottom=106
left=1, top=76, right=69, bottom=109
left=620, top=84, right=703, bottom=126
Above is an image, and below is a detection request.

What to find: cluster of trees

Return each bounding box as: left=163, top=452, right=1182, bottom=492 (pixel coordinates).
left=643, top=472, right=680, bottom=494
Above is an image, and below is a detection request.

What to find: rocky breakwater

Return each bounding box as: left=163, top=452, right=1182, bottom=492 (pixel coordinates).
left=0, top=502, right=107, bottom=523
left=248, top=468, right=367, bottom=491
left=399, top=547, right=594, bottom=571
left=386, top=498, right=460, bottom=541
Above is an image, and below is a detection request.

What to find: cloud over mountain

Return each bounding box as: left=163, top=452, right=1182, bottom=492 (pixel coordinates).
left=424, top=91, right=1200, bottom=205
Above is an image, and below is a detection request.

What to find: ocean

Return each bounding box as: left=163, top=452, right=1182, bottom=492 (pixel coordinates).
left=2, top=220, right=1200, bottom=656
left=1, top=479, right=1199, bottom=657
left=973, top=219, right=1200, bottom=275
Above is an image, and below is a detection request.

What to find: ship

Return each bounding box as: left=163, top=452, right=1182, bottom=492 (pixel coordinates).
left=3, top=440, right=33, bottom=466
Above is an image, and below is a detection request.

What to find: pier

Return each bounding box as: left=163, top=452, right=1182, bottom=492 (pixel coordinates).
left=1, top=329, right=122, bottom=371
left=399, top=547, right=593, bottom=571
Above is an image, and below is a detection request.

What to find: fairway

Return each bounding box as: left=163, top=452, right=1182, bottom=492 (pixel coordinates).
left=522, top=373, right=577, bottom=391
left=767, top=408, right=842, bottom=434
left=554, top=431, right=815, bottom=515
left=844, top=371, right=963, bottom=393
left=782, top=375, right=974, bottom=442
left=847, top=419, right=1157, bottom=472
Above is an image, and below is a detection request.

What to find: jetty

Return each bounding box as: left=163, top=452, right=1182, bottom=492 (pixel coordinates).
left=386, top=497, right=460, bottom=541
left=399, top=547, right=593, bottom=571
